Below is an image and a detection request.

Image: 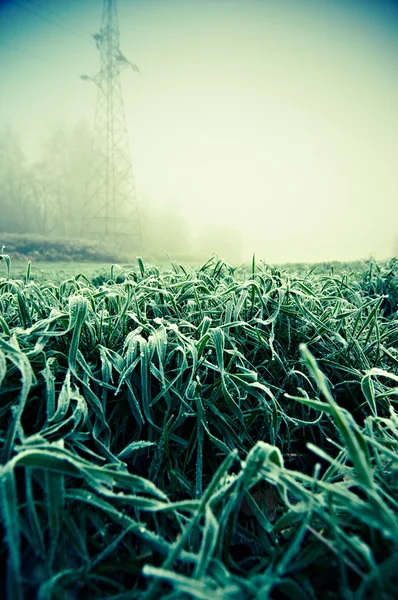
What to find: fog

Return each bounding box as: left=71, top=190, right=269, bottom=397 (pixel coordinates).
left=1, top=0, right=398, bottom=264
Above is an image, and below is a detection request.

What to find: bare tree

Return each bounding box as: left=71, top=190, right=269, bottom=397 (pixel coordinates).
left=0, top=128, right=42, bottom=234
left=31, top=122, right=91, bottom=237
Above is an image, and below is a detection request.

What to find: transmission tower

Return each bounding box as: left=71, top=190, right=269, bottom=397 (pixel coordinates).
left=81, top=0, right=142, bottom=253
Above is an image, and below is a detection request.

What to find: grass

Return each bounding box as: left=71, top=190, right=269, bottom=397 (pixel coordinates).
left=0, top=251, right=397, bottom=599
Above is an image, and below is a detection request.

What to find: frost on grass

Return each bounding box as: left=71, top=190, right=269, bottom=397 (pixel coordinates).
left=0, top=254, right=397, bottom=599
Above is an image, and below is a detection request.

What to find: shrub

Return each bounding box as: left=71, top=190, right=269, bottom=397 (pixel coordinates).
left=0, top=232, right=122, bottom=262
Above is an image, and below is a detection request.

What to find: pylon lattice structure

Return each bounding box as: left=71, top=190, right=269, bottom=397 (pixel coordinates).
left=81, top=0, right=142, bottom=253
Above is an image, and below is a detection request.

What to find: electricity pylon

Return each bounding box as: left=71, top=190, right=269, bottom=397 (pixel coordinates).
left=81, top=0, right=142, bottom=253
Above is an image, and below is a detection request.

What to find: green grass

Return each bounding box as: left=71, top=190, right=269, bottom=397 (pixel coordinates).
left=0, top=252, right=397, bottom=599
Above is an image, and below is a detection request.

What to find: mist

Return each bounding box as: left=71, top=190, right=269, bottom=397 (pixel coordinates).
left=1, top=0, right=398, bottom=264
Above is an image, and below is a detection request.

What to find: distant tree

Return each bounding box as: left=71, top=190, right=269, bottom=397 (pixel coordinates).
left=0, top=128, right=42, bottom=234
left=62, top=120, right=91, bottom=236
left=0, top=122, right=91, bottom=238
left=32, top=121, right=91, bottom=237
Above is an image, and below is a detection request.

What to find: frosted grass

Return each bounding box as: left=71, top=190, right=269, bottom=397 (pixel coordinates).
left=0, top=251, right=397, bottom=598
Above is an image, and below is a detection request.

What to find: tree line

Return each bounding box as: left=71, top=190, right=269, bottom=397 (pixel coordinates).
left=0, top=122, right=243, bottom=262
left=0, top=123, right=90, bottom=238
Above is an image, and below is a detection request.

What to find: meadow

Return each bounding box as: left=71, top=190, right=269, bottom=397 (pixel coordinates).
left=0, top=250, right=397, bottom=599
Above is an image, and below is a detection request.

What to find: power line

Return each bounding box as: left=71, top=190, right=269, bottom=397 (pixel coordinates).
left=12, top=1, right=92, bottom=45
left=0, top=38, right=81, bottom=78
left=23, top=0, right=92, bottom=40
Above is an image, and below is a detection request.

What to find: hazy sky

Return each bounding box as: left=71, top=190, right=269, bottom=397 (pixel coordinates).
left=1, top=0, right=398, bottom=263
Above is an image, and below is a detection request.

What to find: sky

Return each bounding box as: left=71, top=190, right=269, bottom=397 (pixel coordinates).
left=0, top=0, right=398, bottom=263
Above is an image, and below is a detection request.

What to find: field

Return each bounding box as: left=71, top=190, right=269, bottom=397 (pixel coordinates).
left=0, top=251, right=397, bottom=599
